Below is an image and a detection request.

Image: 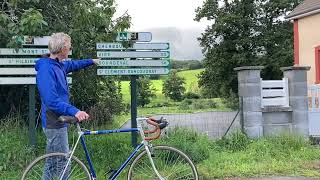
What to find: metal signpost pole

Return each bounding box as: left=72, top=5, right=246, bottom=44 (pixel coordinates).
left=28, top=85, right=36, bottom=147
left=130, top=74, right=138, bottom=147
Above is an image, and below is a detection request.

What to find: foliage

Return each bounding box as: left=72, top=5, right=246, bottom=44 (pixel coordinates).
left=183, top=92, right=201, bottom=99
left=179, top=98, right=217, bottom=110
left=195, top=0, right=303, bottom=98
left=3, top=117, right=320, bottom=179
left=171, top=60, right=203, bottom=70
left=162, top=70, right=186, bottom=101
left=0, top=0, right=131, bottom=123
left=137, top=76, right=156, bottom=107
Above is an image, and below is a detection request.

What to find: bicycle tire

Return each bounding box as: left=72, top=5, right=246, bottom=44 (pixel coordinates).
left=127, top=145, right=198, bottom=180
left=21, top=152, right=91, bottom=180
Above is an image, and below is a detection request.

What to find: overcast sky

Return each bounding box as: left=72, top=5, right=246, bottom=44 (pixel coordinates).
left=114, top=0, right=209, bottom=31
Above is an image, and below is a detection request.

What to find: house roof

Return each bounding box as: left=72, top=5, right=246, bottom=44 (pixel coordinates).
left=286, top=0, right=320, bottom=20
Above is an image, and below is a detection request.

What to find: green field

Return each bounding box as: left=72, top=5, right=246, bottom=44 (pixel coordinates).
left=121, top=69, right=204, bottom=104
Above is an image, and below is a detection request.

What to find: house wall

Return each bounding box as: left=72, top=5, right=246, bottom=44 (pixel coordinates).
left=298, top=13, right=320, bottom=85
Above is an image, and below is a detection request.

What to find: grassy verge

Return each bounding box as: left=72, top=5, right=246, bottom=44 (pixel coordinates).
left=2, top=119, right=320, bottom=180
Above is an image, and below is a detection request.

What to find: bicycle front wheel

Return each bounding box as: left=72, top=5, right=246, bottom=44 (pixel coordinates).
left=21, top=152, right=91, bottom=180
left=128, top=145, right=198, bottom=180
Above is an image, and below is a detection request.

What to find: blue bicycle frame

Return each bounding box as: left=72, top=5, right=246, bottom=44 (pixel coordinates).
left=79, top=127, right=144, bottom=180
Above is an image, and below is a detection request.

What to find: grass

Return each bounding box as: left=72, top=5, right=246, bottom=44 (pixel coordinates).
left=120, top=69, right=204, bottom=104
left=4, top=122, right=320, bottom=179
left=177, top=69, right=203, bottom=92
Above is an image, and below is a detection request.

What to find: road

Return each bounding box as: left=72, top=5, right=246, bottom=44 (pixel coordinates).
left=121, top=111, right=241, bottom=139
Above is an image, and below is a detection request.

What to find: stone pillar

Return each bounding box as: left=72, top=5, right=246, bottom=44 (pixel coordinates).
left=234, top=66, right=264, bottom=138
left=281, top=66, right=310, bottom=138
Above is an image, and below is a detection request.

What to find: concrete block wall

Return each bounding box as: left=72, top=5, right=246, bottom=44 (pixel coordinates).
left=234, top=66, right=310, bottom=138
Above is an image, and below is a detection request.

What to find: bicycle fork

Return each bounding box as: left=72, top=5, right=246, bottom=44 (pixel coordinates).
left=137, top=118, right=166, bottom=180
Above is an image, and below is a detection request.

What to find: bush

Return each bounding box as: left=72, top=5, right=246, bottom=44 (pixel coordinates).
left=163, top=70, right=186, bottom=101
left=179, top=99, right=217, bottom=110
left=179, top=99, right=193, bottom=110
left=137, top=76, right=156, bottom=107
left=184, top=92, right=200, bottom=99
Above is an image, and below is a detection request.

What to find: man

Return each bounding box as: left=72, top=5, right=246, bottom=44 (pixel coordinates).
left=35, top=32, right=99, bottom=179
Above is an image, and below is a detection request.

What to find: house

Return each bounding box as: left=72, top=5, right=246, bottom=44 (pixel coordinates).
left=286, top=0, right=320, bottom=85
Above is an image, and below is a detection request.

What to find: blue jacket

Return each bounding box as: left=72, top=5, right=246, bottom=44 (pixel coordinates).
left=35, top=58, right=94, bottom=128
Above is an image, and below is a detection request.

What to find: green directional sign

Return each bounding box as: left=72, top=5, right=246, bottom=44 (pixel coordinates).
left=97, top=68, right=170, bottom=76
left=96, top=43, right=169, bottom=50
left=99, top=60, right=170, bottom=67
left=0, top=58, right=37, bottom=65
left=97, top=51, right=170, bottom=58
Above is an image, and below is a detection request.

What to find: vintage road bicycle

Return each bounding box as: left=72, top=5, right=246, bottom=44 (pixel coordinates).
left=21, top=116, right=199, bottom=180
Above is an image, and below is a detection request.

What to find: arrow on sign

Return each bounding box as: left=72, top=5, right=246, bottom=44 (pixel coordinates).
left=97, top=68, right=170, bottom=76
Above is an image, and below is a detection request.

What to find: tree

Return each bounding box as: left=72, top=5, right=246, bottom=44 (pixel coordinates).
left=0, top=0, right=131, bottom=125
left=137, top=76, right=156, bottom=107
left=163, top=70, right=186, bottom=101
left=195, top=0, right=302, bottom=98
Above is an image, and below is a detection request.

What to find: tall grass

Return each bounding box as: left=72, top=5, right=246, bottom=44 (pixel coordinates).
left=2, top=113, right=320, bottom=179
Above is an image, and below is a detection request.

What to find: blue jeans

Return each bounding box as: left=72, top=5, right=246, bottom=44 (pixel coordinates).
left=42, top=127, right=70, bottom=180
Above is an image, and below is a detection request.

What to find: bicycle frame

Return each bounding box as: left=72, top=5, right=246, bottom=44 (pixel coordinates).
left=62, top=118, right=164, bottom=180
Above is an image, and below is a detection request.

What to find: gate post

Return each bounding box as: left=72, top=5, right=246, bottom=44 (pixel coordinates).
left=234, top=66, right=264, bottom=138
left=281, top=66, right=310, bottom=138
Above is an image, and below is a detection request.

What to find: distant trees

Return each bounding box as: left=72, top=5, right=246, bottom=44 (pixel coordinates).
left=171, top=60, right=203, bottom=70
left=163, top=70, right=186, bottom=101
left=195, top=0, right=303, bottom=98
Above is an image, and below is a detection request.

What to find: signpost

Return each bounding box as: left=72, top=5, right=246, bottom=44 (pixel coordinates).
left=96, top=32, right=171, bottom=147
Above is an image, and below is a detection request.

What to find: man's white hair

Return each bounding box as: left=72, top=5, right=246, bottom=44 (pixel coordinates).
left=48, top=32, right=71, bottom=54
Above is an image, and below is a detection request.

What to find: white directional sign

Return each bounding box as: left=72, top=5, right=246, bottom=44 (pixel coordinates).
left=0, top=58, right=37, bottom=65
left=97, top=51, right=170, bottom=58
left=97, top=68, right=170, bottom=75
left=0, top=68, right=36, bottom=75
left=99, top=60, right=170, bottom=67
left=0, top=48, right=72, bottom=55
left=116, top=32, right=152, bottom=42
left=0, top=77, right=72, bottom=85
left=96, top=43, right=169, bottom=50
left=0, top=48, right=49, bottom=55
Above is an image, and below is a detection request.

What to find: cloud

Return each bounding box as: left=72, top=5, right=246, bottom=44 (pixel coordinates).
left=143, top=27, right=205, bottom=60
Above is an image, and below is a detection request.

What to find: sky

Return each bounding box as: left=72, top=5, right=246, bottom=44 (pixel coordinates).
left=114, top=0, right=209, bottom=31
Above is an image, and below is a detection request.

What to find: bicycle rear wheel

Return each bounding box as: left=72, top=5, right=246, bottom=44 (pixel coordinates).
left=128, top=145, right=198, bottom=180
left=21, top=152, right=91, bottom=180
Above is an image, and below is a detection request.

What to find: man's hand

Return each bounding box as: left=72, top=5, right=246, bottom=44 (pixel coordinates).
left=75, top=111, right=90, bottom=122
left=92, top=58, right=100, bottom=65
